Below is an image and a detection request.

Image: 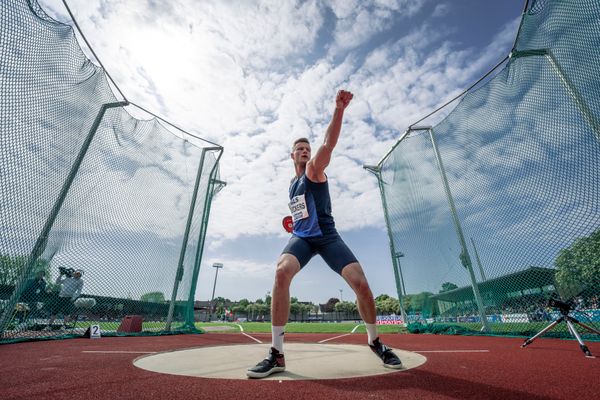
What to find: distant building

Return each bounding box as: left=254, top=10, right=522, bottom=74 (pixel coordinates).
left=430, top=267, right=557, bottom=316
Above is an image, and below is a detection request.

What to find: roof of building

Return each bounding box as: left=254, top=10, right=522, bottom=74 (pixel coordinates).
left=430, top=266, right=556, bottom=303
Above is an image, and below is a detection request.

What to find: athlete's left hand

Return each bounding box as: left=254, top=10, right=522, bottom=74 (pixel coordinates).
left=336, top=90, right=353, bottom=110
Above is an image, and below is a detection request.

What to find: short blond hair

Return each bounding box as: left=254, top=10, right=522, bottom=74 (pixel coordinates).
left=292, top=137, right=310, bottom=149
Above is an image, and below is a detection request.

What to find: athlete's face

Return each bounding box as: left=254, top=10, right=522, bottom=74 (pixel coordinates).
left=292, top=142, right=311, bottom=165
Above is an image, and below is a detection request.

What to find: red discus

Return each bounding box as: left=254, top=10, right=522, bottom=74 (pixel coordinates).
left=282, top=216, right=293, bottom=233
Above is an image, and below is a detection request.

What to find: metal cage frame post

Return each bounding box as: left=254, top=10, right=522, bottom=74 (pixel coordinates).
left=165, top=147, right=214, bottom=331
left=428, top=128, right=491, bottom=332
left=363, top=165, right=408, bottom=325
left=511, top=49, right=600, bottom=141
left=470, top=237, right=487, bottom=282
left=184, top=149, right=225, bottom=327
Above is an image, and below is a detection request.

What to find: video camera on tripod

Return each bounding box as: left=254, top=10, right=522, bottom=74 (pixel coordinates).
left=547, top=297, right=573, bottom=314
left=521, top=294, right=599, bottom=358
left=58, top=267, right=76, bottom=277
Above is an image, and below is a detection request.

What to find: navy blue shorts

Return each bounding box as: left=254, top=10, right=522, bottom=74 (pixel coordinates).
left=282, top=233, right=358, bottom=275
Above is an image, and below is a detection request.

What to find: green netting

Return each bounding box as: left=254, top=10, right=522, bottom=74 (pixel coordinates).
left=374, top=0, right=600, bottom=339
left=0, top=0, right=224, bottom=343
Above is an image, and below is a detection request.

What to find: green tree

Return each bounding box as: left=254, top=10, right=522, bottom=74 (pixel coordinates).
left=0, top=255, right=50, bottom=286
left=245, top=303, right=257, bottom=320
left=231, top=305, right=246, bottom=316
left=334, top=301, right=357, bottom=313
left=439, top=282, right=459, bottom=293
left=377, top=297, right=400, bottom=314
left=238, top=298, right=250, bottom=308
left=411, top=292, right=434, bottom=313
left=375, top=294, right=390, bottom=302
left=323, top=297, right=339, bottom=312
left=246, top=302, right=269, bottom=321
left=302, top=303, right=314, bottom=316
left=216, top=304, right=227, bottom=319
left=255, top=303, right=269, bottom=319
left=212, top=296, right=228, bottom=308
left=140, top=292, right=165, bottom=303
left=402, top=294, right=413, bottom=312
left=555, top=228, right=600, bottom=297
left=289, top=302, right=301, bottom=319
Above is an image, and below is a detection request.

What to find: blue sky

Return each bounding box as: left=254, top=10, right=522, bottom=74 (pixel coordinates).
left=38, top=0, right=525, bottom=305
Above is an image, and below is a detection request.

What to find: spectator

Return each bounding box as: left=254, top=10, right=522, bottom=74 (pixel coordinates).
left=45, top=269, right=84, bottom=330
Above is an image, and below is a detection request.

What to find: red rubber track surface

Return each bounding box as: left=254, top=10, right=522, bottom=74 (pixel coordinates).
left=1, top=333, right=598, bottom=400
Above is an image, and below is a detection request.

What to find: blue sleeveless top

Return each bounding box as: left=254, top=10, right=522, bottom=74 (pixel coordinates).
left=288, top=173, right=336, bottom=237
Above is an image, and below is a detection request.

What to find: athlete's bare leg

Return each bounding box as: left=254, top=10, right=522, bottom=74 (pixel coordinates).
left=271, top=253, right=301, bottom=326
left=341, top=262, right=376, bottom=324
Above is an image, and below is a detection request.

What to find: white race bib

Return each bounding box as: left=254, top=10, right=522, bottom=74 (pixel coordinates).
left=288, top=194, right=309, bottom=222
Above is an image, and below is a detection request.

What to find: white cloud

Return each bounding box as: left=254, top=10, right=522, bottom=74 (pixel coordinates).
left=15, top=0, right=527, bottom=301
left=432, top=3, right=449, bottom=18
left=328, top=0, right=426, bottom=54
left=30, top=0, right=522, bottom=248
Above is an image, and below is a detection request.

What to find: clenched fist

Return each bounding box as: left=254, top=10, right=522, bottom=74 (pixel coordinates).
left=335, top=90, right=353, bottom=110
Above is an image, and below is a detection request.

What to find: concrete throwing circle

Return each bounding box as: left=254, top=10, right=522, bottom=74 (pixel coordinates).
left=134, top=343, right=427, bottom=380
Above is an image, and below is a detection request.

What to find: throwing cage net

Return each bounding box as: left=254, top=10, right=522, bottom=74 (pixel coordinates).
left=371, top=0, right=600, bottom=338
left=0, top=0, right=224, bottom=343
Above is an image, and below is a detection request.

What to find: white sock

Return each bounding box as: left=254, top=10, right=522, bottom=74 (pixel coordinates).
left=272, top=325, right=285, bottom=353
left=365, top=323, right=378, bottom=345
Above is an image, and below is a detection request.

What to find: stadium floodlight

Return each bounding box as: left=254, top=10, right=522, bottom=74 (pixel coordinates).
left=209, top=263, right=224, bottom=321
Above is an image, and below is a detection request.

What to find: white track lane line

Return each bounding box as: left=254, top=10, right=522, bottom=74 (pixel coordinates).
left=415, top=350, right=489, bottom=353
left=82, top=351, right=157, bottom=354
left=242, top=332, right=263, bottom=343
left=318, top=324, right=362, bottom=343
left=234, top=323, right=263, bottom=343
left=318, top=333, right=352, bottom=343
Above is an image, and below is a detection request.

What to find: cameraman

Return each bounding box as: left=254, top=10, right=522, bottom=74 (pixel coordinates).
left=45, top=268, right=84, bottom=330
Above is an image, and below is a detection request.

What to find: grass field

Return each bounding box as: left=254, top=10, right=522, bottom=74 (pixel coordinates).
left=72, top=321, right=188, bottom=331
left=67, top=320, right=598, bottom=340
left=196, top=321, right=408, bottom=334
left=70, top=320, right=407, bottom=334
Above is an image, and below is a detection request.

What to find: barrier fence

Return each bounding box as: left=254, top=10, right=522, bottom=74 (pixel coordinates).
left=0, top=0, right=224, bottom=343
left=369, top=0, right=600, bottom=338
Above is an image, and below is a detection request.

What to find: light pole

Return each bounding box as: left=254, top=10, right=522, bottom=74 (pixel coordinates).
left=209, top=263, right=223, bottom=321
left=394, top=252, right=408, bottom=324
left=339, top=289, right=343, bottom=302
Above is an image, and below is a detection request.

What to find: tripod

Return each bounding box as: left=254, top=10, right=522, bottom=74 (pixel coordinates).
left=521, top=298, right=600, bottom=358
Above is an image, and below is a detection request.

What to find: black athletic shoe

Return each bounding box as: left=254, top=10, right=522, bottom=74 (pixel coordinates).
left=246, top=347, right=286, bottom=378
left=369, top=337, right=403, bottom=369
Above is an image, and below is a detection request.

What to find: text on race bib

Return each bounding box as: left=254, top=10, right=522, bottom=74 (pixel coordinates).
left=288, top=194, right=309, bottom=222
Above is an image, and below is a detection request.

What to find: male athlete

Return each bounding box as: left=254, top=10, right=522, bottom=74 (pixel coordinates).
left=247, top=90, right=402, bottom=379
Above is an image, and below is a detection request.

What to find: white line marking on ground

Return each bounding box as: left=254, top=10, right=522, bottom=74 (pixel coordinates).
left=318, top=333, right=351, bottom=343
left=415, top=350, right=489, bottom=353
left=232, top=323, right=261, bottom=343
left=242, top=332, right=262, bottom=343
left=82, top=351, right=157, bottom=354
left=317, top=324, right=361, bottom=343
